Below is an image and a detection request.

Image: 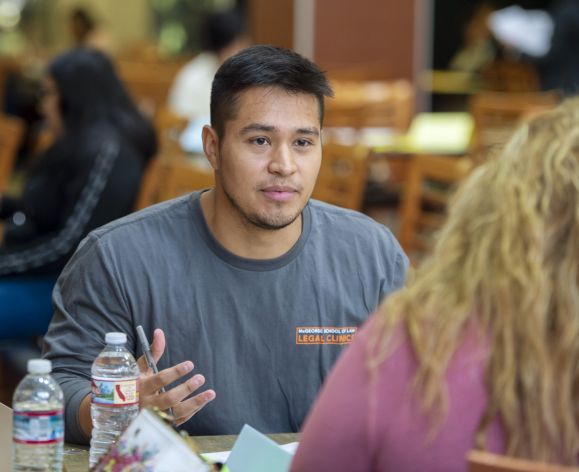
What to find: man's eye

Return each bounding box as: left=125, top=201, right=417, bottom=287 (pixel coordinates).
left=251, top=137, right=269, bottom=146
left=295, top=139, right=312, bottom=147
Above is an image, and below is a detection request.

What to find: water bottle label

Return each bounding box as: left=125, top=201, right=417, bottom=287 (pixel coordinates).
left=13, top=409, right=64, bottom=444
left=92, top=377, right=139, bottom=406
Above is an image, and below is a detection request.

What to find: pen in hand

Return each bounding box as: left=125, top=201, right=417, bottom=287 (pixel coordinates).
left=136, top=325, right=175, bottom=420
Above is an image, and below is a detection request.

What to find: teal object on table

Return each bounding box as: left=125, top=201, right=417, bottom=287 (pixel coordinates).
left=226, top=424, right=292, bottom=472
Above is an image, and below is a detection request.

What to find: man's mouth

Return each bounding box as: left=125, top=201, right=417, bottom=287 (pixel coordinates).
left=261, top=186, right=298, bottom=202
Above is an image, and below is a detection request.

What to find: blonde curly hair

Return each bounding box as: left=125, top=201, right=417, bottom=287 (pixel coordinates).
left=371, top=98, right=579, bottom=463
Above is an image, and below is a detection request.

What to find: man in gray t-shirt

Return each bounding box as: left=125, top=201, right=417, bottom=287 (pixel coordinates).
left=43, top=45, right=408, bottom=444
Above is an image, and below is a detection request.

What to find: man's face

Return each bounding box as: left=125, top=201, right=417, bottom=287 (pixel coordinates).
left=207, top=86, right=322, bottom=230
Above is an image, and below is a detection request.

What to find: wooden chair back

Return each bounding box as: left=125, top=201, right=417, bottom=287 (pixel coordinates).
left=325, top=79, right=414, bottom=132
left=398, top=154, right=472, bottom=256
left=157, top=158, right=214, bottom=202
left=135, top=157, right=214, bottom=210
left=470, top=91, right=560, bottom=157
left=134, top=157, right=165, bottom=210
left=0, top=114, right=24, bottom=191
left=312, top=142, right=369, bottom=211
left=154, top=107, right=189, bottom=156
left=468, top=451, right=579, bottom=472
left=481, top=60, right=541, bottom=93
left=134, top=108, right=191, bottom=210
left=117, top=59, right=185, bottom=118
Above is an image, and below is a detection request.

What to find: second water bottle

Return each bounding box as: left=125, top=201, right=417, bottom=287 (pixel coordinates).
left=89, top=332, right=140, bottom=468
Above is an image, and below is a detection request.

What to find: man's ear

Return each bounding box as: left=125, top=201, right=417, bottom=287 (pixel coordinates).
left=202, top=125, right=220, bottom=170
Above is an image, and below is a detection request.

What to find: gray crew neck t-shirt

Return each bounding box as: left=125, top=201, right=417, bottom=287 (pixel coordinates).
left=43, top=192, right=408, bottom=444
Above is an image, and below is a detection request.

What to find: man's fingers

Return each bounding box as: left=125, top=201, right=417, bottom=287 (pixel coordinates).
left=173, top=389, right=216, bottom=425
left=136, top=328, right=166, bottom=374
left=140, top=360, right=194, bottom=395
left=146, top=374, right=206, bottom=411
left=140, top=371, right=216, bottom=422
left=137, top=354, right=149, bottom=373
left=151, top=329, right=165, bottom=363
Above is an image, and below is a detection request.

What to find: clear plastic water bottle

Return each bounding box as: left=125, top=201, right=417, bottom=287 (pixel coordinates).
left=12, top=359, right=64, bottom=472
left=89, top=332, right=140, bottom=468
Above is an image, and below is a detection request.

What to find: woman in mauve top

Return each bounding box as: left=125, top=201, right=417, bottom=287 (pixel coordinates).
left=292, top=98, right=579, bottom=471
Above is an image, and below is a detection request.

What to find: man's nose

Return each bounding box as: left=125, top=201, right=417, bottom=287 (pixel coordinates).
left=268, top=144, right=297, bottom=176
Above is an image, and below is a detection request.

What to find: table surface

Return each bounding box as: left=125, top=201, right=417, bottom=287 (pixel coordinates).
left=63, top=433, right=298, bottom=471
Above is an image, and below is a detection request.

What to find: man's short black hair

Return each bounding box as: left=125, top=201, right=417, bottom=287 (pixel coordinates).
left=210, top=45, right=333, bottom=138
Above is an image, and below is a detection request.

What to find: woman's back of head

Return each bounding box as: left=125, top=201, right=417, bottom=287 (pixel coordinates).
left=47, top=48, right=156, bottom=161
left=375, top=98, right=579, bottom=463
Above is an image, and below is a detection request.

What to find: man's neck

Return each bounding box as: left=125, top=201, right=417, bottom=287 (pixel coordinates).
left=199, top=190, right=303, bottom=260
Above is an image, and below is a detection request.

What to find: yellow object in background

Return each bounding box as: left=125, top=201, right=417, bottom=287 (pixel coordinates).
left=372, top=112, right=475, bottom=155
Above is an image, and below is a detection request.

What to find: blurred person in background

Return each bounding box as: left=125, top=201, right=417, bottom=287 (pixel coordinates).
left=168, top=8, right=249, bottom=120
left=69, top=7, right=96, bottom=47
left=534, top=0, right=579, bottom=95
left=488, top=0, right=579, bottom=95
left=292, top=99, right=579, bottom=470
left=449, top=2, right=499, bottom=73
left=168, top=8, right=249, bottom=153
left=68, top=7, right=112, bottom=54
left=0, top=48, right=157, bottom=340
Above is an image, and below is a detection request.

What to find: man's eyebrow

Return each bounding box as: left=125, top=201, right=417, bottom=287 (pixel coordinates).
left=297, top=127, right=320, bottom=137
left=240, top=123, right=277, bottom=134
left=239, top=123, right=320, bottom=137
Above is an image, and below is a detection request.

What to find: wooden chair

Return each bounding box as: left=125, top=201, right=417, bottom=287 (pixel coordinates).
left=134, top=157, right=166, bottom=210
left=480, top=60, right=541, bottom=93
left=116, top=59, right=185, bottom=118
left=325, top=79, right=414, bottom=132
left=470, top=91, right=560, bottom=158
left=0, top=113, right=25, bottom=192
left=157, top=158, right=214, bottom=202
left=468, top=450, right=579, bottom=472
left=154, top=106, right=189, bottom=157
left=398, top=154, right=473, bottom=256
left=134, top=108, right=192, bottom=210
left=311, top=142, right=369, bottom=211
left=135, top=156, right=214, bottom=210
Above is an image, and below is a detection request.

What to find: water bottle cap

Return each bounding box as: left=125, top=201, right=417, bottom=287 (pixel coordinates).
left=27, top=359, right=52, bottom=374
left=105, top=332, right=127, bottom=344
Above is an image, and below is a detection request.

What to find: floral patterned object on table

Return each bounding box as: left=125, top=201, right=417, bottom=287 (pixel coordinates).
left=91, top=409, right=212, bottom=472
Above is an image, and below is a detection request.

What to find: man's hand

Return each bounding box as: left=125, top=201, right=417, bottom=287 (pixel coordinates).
left=137, top=328, right=216, bottom=426
left=78, top=328, right=215, bottom=438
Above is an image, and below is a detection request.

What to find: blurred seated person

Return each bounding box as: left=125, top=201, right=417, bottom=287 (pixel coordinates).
left=449, top=2, right=498, bottom=72
left=292, top=99, right=579, bottom=470
left=1, top=59, right=44, bottom=170
left=488, top=0, right=579, bottom=95
left=534, top=0, right=579, bottom=95
left=0, top=48, right=157, bottom=340
left=168, top=8, right=249, bottom=153
left=69, top=7, right=112, bottom=54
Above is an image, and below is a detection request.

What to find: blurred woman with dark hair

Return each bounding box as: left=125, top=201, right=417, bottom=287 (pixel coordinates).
left=0, top=48, right=156, bottom=339
left=292, top=99, right=579, bottom=470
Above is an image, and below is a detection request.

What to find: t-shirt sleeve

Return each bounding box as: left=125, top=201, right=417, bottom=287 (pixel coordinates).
left=379, top=225, right=409, bottom=297
left=291, top=317, right=376, bottom=471
left=42, top=233, right=134, bottom=445
left=391, top=245, right=409, bottom=291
